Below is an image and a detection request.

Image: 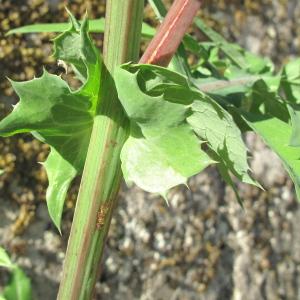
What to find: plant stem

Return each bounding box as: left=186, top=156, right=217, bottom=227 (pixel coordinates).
left=148, top=0, right=196, bottom=77
left=140, top=0, right=202, bottom=66
left=197, top=76, right=260, bottom=93
left=57, top=1, right=144, bottom=299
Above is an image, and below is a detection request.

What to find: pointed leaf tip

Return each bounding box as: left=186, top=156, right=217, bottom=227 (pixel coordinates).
left=160, top=191, right=170, bottom=206
left=0, top=247, right=15, bottom=269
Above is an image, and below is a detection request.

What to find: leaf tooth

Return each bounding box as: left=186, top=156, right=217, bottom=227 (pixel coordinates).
left=243, top=174, right=264, bottom=190
left=160, top=191, right=170, bottom=207
left=184, top=182, right=190, bottom=190
left=81, top=13, right=89, bottom=33
left=65, top=7, right=81, bottom=31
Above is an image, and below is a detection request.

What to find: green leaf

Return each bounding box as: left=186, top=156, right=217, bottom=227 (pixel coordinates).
left=241, top=50, right=274, bottom=75
left=121, top=125, right=212, bottom=194
left=0, top=15, right=101, bottom=230
left=52, top=13, right=98, bottom=83
left=248, top=78, right=289, bottom=122
left=115, top=63, right=191, bottom=137
left=148, top=0, right=167, bottom=20
left=216, top=157, right=243, bottom=205
left=243, top=113, right=300, bottom=200
left=288, top=104, right=300, bottom=147
left=194, top=18, right=248, bottom=69
left=282, top=58, right=300, bottom=102
left=0, top=247, right=14, bottom=269
left=187, top=92, right=258, bottom=186
left=0, top=295, right=6, bottom=300
left=3, top=268, right=32, bottom=300
left=0, top=249, right=32, bottom=300
left=43, top=148, right=77, bottom=233
left=195, top=18, right=273, bottom=74
left=115, top=63, right=258, bottom=195
left=182, top=34, right=202, bottom=54
left=115, top=63, right=213, bottom=194
left=7, top=18, right=155, bottom=39
left=7, top=20, right=87, bottom=35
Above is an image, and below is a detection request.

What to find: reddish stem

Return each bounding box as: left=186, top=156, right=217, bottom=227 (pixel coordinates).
left=140, top=0, right=202, bottom=66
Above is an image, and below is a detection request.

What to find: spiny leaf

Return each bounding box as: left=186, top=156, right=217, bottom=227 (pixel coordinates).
left=116, top=63, right=191, bottom=137
left=0, top=15, right=101, bottom=230
left=53, top=14, right=98, bottom=83
left=0, top=72, right=91, bottom=136
left=115, top=63, right=213, bottom=195
left=187, top=92, right=258, bottom=187
left=243, top=113, right=300, bottom=201
left=115, top=63, right=258, bottom=196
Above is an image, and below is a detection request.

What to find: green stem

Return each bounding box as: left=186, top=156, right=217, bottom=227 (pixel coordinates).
left=57, top=1, right=144, bottom=299
left=196, top=76, right=260, bottom=92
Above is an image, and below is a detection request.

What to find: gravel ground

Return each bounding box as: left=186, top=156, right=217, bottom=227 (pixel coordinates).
left=0, top=1, right=300, bottom=300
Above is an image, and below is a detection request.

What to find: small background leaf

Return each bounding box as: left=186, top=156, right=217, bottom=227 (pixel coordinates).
left=3, top=268, right=32, bottom=300
left=7, top=18, right=155, bottom=38
left=243, top=113, right=300, bottom=200
left=0, top=248, right=14, bottom=269
left=195, top=18, right=273, bottom=74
